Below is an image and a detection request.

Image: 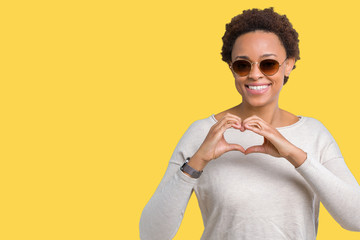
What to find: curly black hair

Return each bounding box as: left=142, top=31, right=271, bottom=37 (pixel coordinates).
left=221, top=7, right=300, bottom=85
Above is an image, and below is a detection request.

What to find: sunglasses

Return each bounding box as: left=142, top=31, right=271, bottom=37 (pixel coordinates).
left=230, top=58, right=287, bottom=77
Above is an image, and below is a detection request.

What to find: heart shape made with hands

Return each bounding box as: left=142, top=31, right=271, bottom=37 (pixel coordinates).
left=223, top=118, right=282, bottom=157
left=211, top=115, right=306, bottom=167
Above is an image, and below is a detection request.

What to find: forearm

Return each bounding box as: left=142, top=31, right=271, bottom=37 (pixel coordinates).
left=295, top=155, right=360, bottom=231
left=139, top=168, right=197, bottom=240
left=186, top=152, right=209, bottom=172
left=285, top=146, right=307, bottom=168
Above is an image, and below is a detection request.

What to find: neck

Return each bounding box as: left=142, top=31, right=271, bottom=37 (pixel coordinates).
left=236, top=101, right=282, bottom=127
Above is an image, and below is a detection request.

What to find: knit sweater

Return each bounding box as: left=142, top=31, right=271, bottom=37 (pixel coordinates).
left=140, top=114, right=360, bottom=240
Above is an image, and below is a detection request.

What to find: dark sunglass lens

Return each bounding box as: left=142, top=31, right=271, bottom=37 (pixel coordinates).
left=233, top=60, right=251, bottom=76
left=260, top=59, right=279, bottom=76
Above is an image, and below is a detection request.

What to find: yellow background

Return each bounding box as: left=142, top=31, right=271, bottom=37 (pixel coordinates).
left=1, top=0, right=360, bottom=239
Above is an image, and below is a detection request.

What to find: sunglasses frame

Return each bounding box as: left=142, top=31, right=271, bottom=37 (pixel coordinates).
left=230, top=58, right=288, bottom=77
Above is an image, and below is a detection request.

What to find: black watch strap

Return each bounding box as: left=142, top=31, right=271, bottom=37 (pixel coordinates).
left=180, top=157, right=203, bottom=178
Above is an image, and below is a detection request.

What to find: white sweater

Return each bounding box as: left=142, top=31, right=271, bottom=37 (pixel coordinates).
left=140, top=114, right=360, bottom=240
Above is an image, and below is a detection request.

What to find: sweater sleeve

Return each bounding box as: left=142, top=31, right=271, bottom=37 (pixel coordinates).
left=295, top=151, right=360, bottom=231
left=139, top=120, right=206, bottom=240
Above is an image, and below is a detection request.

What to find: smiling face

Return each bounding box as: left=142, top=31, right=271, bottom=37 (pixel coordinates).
left=230, top=30, right=295, bottom=108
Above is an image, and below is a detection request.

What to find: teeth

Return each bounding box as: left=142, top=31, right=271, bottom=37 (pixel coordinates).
left=247, top=85, right=270, bottom=90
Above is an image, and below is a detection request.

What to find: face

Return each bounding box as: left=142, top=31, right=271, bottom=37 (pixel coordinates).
left=229, top=30, right=295, bottom=108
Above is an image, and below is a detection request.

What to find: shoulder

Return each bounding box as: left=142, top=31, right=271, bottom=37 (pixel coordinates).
left=183, top=114, right=215, bottom=138
left=169, top=114, right=214, bottom=163
left=284, top=116, right=340, bottom=158
left=173, top=114, right=215, bottom=149
left=280, top=114, right=334, bottom=141
left=297, top=115, right=336, bottom=142
left=298, top=116, right=343, bottom=163
left=301, top=116, right=329, bottom=130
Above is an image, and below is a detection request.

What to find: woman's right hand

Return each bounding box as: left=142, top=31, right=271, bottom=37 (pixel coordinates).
left=187, top=113, right=245, bottom=171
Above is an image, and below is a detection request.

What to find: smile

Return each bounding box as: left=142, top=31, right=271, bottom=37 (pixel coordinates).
left=245, top=84, right=271, bottom=90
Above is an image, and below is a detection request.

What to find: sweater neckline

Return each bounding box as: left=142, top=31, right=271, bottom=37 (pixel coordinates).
left=209, top=114, right=305, bottom=131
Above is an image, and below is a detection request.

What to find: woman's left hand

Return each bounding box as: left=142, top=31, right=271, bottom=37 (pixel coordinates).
left=242, top=115, right=307, bottom=168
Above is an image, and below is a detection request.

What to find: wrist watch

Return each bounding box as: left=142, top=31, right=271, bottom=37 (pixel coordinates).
left=180, top=157, right=203, bottom=178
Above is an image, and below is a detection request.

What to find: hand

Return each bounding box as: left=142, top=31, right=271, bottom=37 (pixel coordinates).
left=242, top=115, right=307, bottom=167
left=188, top=113, right=245, bottom=171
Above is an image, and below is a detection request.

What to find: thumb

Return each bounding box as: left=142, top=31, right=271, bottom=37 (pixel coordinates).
left=228, top=144, right=245, bottom=154
left=245, top=145, right=265, bottom=155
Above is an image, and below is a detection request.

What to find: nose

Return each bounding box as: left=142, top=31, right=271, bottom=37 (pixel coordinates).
left=247, top=62, right=263, bottom=80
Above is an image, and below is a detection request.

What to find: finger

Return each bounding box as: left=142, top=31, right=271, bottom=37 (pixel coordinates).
left=212, top=120, right=239, bottom=139
left=219, top=113, right=243, bottom=127
left=243, top=116, right=272, bottom=134
left=228, top=143, right=245, bottom=153
left=215, top=116, right=242, bottom=132
left=245, top=145, right=265, bottom=155
left=240, top=125, right=245, bottom=132
left=212, top=119, right=244, bottom=145
left=244, top=119, right=276, bottom=139
left=218, top=116, right=241, bottom=125
left=245, top=124, right=275, bottom=141
left=219, top=113, right=243, bottom=124
left=222, top=120, right=241, bottom=131
left=229, top=121, right=242, bottom=129
left=246, top=122, right=262, bottom=130
left=242, top=115, right=267, bottom=126
left=244, top=120, right=263, bottom=134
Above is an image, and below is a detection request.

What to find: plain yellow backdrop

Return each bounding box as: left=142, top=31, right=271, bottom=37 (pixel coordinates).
left=1, top=0, right=360, bottom=239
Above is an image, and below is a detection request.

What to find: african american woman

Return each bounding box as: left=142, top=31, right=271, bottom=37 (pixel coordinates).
left=139, top=7, right=360, bottom=240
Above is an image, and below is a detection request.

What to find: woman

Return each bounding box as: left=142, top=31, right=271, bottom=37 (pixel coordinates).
left=139, top=7, right=360, bottom=239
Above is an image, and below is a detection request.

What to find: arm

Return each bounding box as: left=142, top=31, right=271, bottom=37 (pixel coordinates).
left=139, top=119, right=204, bottom=240
left=242, top=115, right=360, bottom=231
left=139, top=162, right=198, bottom=240
left=139, top=114, right=246, bottom=239
left=295, top=153, right=360, bottom=231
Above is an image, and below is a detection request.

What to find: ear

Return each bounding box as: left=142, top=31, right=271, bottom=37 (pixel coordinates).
left=285, top=57, right=295, bottom=77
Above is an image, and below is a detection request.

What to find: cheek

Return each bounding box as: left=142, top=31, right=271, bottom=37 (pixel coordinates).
left=270, top=76, right=284, bottom=92
left=234, top=79, right=245, bottom=95
left=270, top=70, right=286, bottom=87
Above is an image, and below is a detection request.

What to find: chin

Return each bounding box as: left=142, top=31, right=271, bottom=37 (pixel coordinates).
left=243, top=97, right=274, bottom=108
left=247, top=101, right=268, bottom=108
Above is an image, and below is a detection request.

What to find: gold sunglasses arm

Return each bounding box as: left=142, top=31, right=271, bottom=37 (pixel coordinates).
left=279, top=58, right=288, bottom=66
